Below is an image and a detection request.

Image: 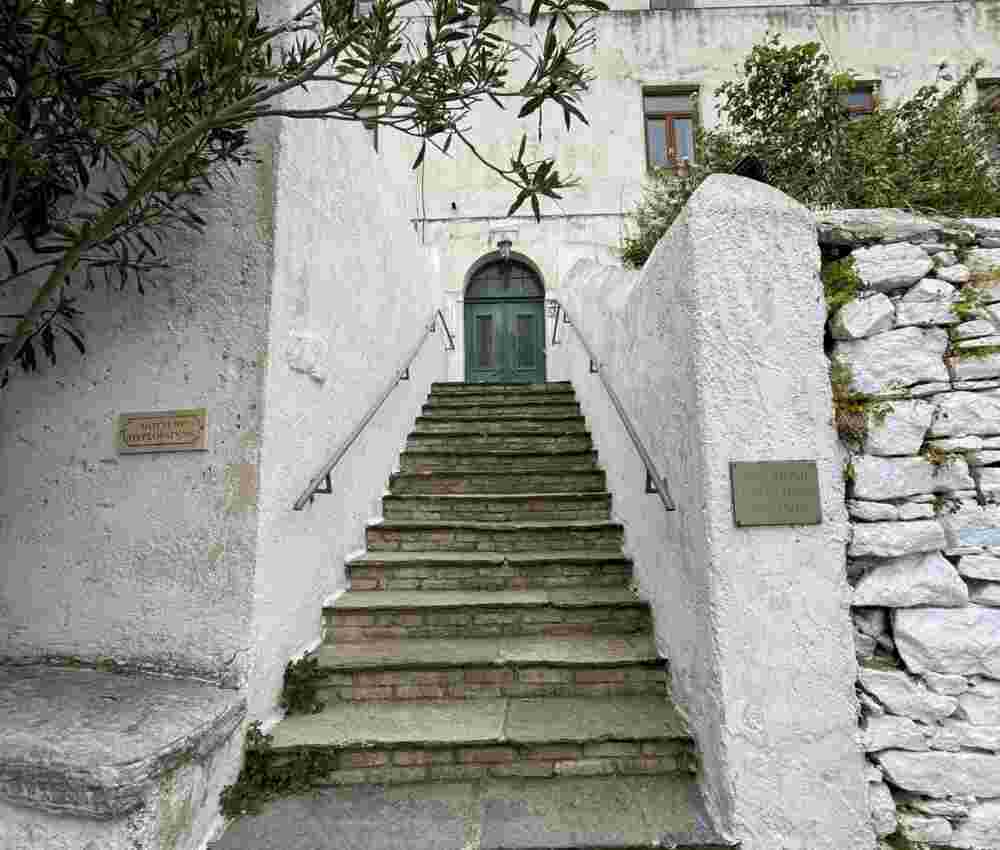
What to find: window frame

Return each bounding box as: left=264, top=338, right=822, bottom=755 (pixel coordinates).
left=642, top=86, right=699, bottom=173
left=843, top=83, right=877, bottom=119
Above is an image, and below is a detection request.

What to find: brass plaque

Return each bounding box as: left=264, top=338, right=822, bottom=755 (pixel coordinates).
left=117, top=409, right=208, bottom=454
left=730, top=461, right=821, bottom=527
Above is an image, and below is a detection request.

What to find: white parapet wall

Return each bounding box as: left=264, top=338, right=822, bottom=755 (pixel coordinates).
left=549, top=174, right=872, bottom=850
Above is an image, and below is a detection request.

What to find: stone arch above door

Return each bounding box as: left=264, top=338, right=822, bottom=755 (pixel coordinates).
left=463, top=253, right=546, bottom=384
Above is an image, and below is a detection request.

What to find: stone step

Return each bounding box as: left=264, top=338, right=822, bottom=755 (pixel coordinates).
left=422, top=402, right=582, bottom=418
left=211, top=774, right=735, bottom=850
left=366, top=520, right=624, bottom=553
left=381, top=493, right=612, bottom=523
left=420, top=404, right=583, bottom=420
left=323, top=588, right=650, bottom=642
left=427, top=388, right=576, bottom=406
left=264, top=696, right=695, bottom=787
left=399, top=450, right=598, bottom=474
left=430, top=381, right=575, bottom=396
left=406, top=433, right=593, bottom=453
left=314, top=635, right=665, bottom=702
left=388, top=470, right=608, bottom=495
left=412, top=416, right=588, bottom=434
left=347, top=550, right=632, bottom=592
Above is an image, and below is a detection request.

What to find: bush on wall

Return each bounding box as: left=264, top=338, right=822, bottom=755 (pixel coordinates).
left=621, top=35, right=1000, bottom=269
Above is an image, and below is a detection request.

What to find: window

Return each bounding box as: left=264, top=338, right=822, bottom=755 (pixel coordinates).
left=842, top=84, right=876, bottom=120
left=643, top=89, right=698, bottom=172
left=977, top=78, right=1000, bottom=161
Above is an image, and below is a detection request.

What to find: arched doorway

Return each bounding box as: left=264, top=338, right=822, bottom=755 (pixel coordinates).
left=464, top=255, right=546, bottom=383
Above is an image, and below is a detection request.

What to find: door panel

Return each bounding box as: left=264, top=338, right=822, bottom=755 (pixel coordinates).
left=464, top=298, right=545, bottom=384
left=465, top=302, right=507, bottom=383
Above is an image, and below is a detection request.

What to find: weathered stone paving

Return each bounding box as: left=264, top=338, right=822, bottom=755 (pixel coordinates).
left=245, top=381, right=727, bottom=848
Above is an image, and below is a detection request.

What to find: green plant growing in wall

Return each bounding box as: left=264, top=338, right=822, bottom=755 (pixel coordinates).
left=280, top=655, right=326, bottom=716
left=0, top=0, right=609, bottom=387
left=829, top=357, right=892, bottom=449
left=822, top=256, right=863, bottom=314
left=220, top=721, right=338, bottom=819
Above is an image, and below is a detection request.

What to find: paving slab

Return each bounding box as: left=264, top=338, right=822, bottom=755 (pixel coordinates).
left=496, top=634, right=656, bottom=665
left=0, top=665, right=244, bottom=818
left=503, top=696, right=688, bottom=743
left=210, top=775, right=733, bottom=850
left=270, top=700, right=509, bottom=749
left=317, top=635, right=658, bottom=671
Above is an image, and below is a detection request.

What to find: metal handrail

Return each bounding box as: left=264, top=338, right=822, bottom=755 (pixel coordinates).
left=550, top=299, right=676, bottom=512
left=293, top=308, right=455, bottom=510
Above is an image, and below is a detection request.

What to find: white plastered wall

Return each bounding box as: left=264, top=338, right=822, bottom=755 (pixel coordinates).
left=248, top=60, right=451, bottom=722
left=550, top=174, right=871, bottom=850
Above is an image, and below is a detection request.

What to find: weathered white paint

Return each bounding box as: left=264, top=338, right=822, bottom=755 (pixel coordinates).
left=416, top=1, right=1000, bottom=295
left=549, top=175, right=871, bottom=850
left=248, top=65, right=450, bottom=723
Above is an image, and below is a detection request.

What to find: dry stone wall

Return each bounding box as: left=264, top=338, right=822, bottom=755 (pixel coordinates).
left=820, top=210, right=1000, bottom=849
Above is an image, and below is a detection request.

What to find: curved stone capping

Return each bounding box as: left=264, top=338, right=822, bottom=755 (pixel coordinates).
left=0, top=666, right=246, bottom=819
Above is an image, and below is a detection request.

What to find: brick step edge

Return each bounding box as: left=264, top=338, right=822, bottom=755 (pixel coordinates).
left=347, top=562, right=632, bottom=592
left=387, top=472, right=608, bottom=496
left=325, top=610, right=651, bottom=643
left=320, top=664, right=666, bottom=702
left=263, top=738, right=696, bottom=787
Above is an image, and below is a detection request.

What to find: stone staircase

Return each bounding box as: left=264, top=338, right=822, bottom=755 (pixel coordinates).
left=216, top=382, right=732, bottom=850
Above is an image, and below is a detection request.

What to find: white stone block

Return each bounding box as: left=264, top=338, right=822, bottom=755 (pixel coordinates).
left=894, top=606, right=1000, bottom=678
left=955, top=320, right=998, bottom=340
left=929, top=436, right=984, bottom=451
left=898, top=502, right=936, bottom=521
left=940, top=504, right=1000, bottom=549
left=930, top=391, right=1000, bottom=437
left=896, top=302, right=959, bottom=327
left=818, top=210, right=941, bottom=245
left=901, top=794, right=970, bottom=817
left=863, top=400, right=934, bottom=457
left=852, top=242, right=934, bottom=292
left=862, top=715, right=929, bottom=751
left=936, top=263, right=972, bottom=284
left=898, top=812, right=954, bottom=844
left=950, top=798, right=1000, bottom=849
left=959, top=554, right=1000, bottom=581
left=902, top=278, right=957, bottom=302
left=958, top=335, right=1000, bottom=349
left=966, top=248, right=1000, bottom=274
left=970, top=583, right=1000, bottom=608
left=969, top=450, right=1000, bottom=466
left=850, top=521, right=946, bottom=558
left=858, top=667, right=958, bottom=722
left=852, top=455, right=974, bottom=501
left=868, top=781, right=898, bottom=837
left=951, top=352, right=1000, bottom=382
left=960, top=218, right=1000, bottom=239
left=958, top=690, right=1000, bottom=724
left=853, top=552, right=968, bottom=608
left=980, top=469, right=1000, bottom=495
left=923, top=671, right=970, bottom=695
left=877, top=750, right=1000, bottom=797
left=848, top=501, right=900, bottom=522
left=831, top=293, right=895, bottom=339
left=833, top=327, right=949, bottom=395
left=933, top=251, right=960, bottom=268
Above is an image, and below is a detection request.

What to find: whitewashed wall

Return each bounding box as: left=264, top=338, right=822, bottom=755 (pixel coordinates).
left=549, top=175, right=871, bottom=850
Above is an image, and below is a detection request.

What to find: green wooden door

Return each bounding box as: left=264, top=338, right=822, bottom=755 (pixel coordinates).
left=464, top=259, right=545, bottom=384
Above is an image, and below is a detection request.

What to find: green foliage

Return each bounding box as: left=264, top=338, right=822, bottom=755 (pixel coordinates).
left=622, top=34, right=1000, bottom=268
left=280, top=655, right=326, bottom=716
left=822, top=256, right=862, bottom=314
left=829, top=357, right=892, bottom=448
left=219, top=722, right=338, bottom=819
left=1, top=0, right=608, bottom=386
left=953, top=274, right=998, bottom=322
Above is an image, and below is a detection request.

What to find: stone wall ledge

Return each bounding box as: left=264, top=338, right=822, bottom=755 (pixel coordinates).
left=0, top=665, right=246, bottom=819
